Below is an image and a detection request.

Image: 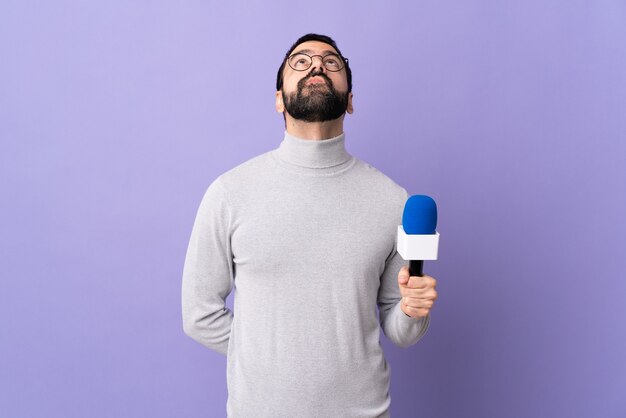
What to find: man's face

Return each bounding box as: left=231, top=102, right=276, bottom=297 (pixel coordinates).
left=277, top=40, right=353, bottom=122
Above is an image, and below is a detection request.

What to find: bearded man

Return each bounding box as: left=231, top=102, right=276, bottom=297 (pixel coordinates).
left=182, top=33, right=438, bottom=418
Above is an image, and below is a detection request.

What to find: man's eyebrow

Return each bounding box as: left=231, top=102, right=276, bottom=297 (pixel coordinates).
left=292, top=48, right=339, bottom=56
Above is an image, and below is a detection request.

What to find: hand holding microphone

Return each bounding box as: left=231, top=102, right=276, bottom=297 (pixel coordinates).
left=397, top=266, right=437, bottom=318
left=396, top=195, right=440, bottom=319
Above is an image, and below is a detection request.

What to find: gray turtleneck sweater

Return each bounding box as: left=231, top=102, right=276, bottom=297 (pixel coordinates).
left=182, top=131, right=430, bottom=418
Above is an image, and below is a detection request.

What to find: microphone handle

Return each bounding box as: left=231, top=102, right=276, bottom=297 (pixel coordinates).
left=409, top=260, right=424, bottom=277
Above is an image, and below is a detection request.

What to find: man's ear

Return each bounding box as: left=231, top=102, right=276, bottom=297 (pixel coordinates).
left=346, top=92, right=354, bottom=114
left=275, top=91, right=285, bottom=113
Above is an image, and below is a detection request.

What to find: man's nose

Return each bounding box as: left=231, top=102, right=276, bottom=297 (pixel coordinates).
left=310, top=55, right=326, bottom=72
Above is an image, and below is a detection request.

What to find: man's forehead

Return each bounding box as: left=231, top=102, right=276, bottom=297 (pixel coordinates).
left=292, top=41, right=339, bottom=56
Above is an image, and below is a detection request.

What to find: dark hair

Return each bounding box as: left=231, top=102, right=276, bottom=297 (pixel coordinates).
left=275, top=33, right=352, bottom=93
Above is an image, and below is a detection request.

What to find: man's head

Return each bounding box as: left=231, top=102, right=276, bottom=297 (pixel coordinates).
left=275, top=33, right=353, bottom=124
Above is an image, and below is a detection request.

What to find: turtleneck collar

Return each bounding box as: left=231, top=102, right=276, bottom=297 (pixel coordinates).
left=274, top=130, right=352, bottom=169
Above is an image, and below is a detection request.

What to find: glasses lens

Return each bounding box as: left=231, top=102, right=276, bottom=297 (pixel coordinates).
left=323, top=54, right=344, bottom=72
left=288, top=53, right=312, bottom=71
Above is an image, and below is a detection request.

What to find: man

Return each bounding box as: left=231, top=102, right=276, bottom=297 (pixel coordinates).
left=182, top=33, right=438, bottom=418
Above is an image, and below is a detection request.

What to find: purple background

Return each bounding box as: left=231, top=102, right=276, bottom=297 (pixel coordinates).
left=2, top=1, right=625, bottom=417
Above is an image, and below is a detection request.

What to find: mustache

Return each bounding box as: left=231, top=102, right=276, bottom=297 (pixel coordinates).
left=298, top=70, right=334, bottom=90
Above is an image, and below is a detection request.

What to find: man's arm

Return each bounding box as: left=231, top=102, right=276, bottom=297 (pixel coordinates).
left=377, top=246, right=431, bottom=348
left=181, top=176, right=235, bottom=356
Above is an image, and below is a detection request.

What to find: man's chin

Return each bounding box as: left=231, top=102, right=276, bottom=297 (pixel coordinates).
left=287, top=110, right=346, bottom=123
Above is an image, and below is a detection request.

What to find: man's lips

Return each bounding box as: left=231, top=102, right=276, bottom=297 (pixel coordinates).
left=306, top=76, right=327, bottom=85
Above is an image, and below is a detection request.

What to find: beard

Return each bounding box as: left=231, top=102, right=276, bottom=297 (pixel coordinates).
left=282, top=71, right=349, bottom=122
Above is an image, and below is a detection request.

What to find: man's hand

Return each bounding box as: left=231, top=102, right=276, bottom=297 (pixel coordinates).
left=397, top=265, right=438, bottom=318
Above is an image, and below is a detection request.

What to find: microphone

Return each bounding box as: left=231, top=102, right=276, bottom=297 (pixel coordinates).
left=397, top=195, right=440, bottom=277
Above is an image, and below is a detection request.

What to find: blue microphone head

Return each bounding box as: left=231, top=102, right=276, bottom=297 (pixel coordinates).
left=402, top=195, right=437, bottom=234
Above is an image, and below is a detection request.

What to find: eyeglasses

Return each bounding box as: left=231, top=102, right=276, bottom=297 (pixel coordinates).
left=287, top=52, right=348, bottom=72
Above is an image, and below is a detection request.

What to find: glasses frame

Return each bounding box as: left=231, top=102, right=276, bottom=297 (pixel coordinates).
left=286, top=52, right=349, bottom=72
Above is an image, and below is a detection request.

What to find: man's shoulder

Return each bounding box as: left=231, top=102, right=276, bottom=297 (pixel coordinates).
left=216, top=150, right=273, bottom=182
left=352, top=157, right=408, bottom=201
left=202, top=150, right=278, bottom=205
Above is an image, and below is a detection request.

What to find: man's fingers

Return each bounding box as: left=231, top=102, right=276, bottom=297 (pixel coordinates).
left=400, top=273, right=438, bottom=318
left=407, top=275, right=437, bottom=289
left=402, top=297, right=434, bottom=309
left=399, top=269, right=436, bottom=289
left=397, top=266, right=410, bottom=285
left=400, top=286, right=438, bottom=300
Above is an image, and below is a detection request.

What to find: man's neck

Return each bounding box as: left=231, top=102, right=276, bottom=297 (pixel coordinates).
left=284, top=116, right=345, bottom=141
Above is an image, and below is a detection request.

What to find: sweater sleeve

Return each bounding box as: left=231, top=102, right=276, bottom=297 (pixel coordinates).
left=181, top=177, right=235, bottom=356
left=376, top=189, right=430, bottom=348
